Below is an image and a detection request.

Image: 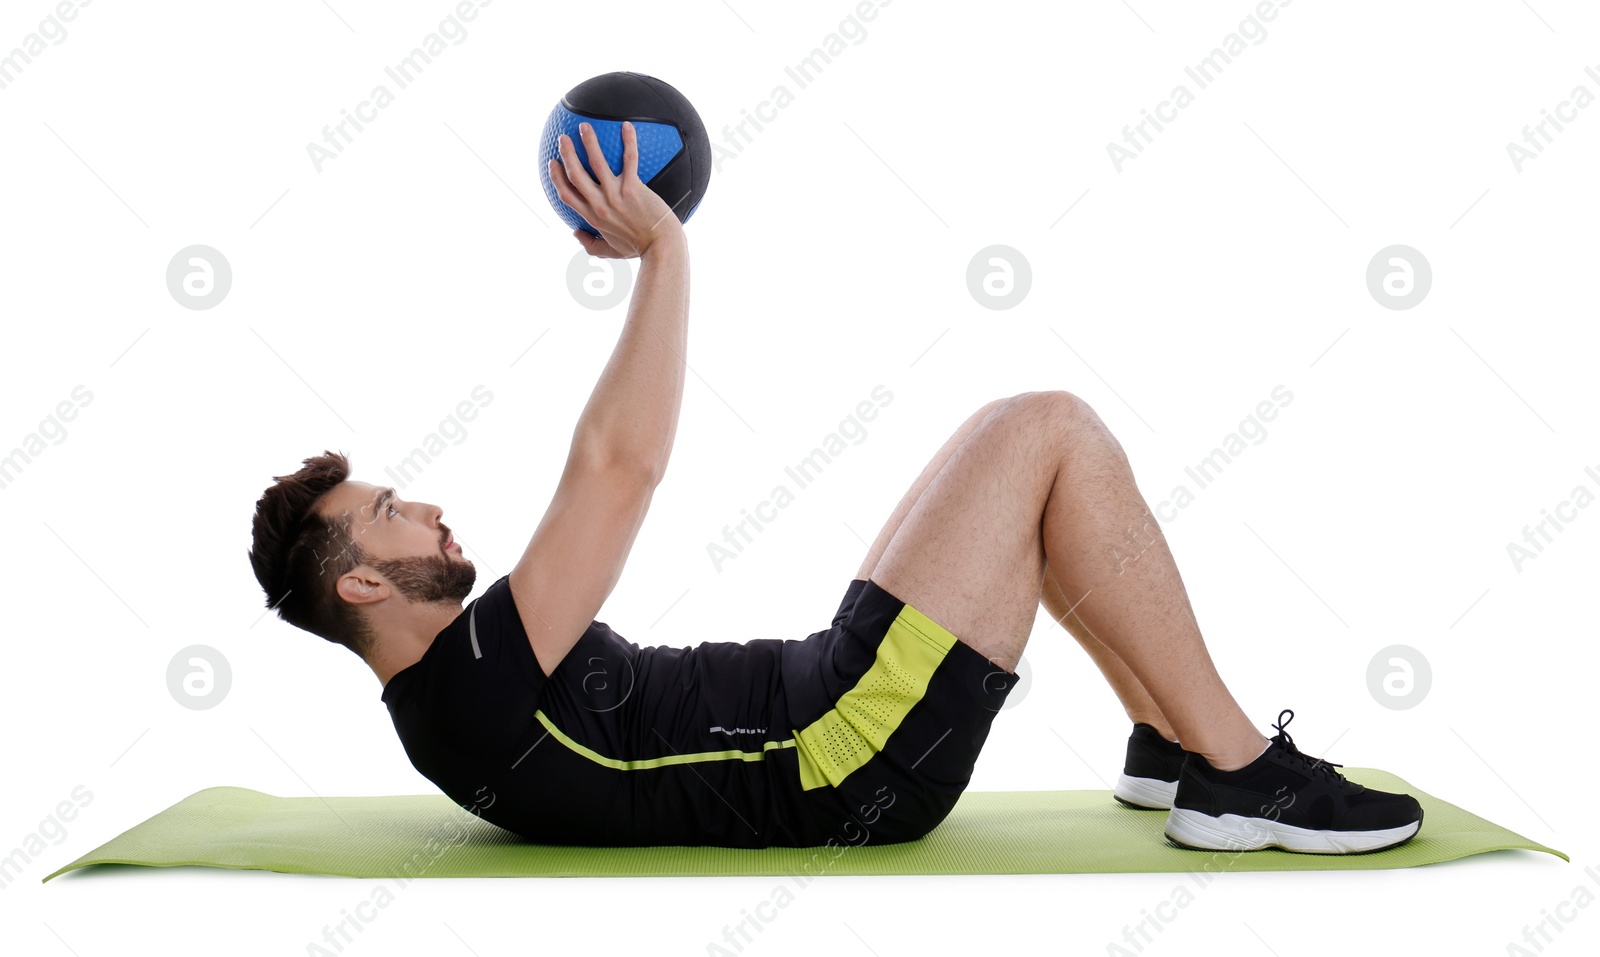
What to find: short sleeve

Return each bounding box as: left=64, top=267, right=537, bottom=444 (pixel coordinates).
left=464, top=574, right=550, bottom=695
left=391, top=574, right=549, bottom=757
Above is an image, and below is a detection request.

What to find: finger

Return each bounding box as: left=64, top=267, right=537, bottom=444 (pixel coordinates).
left=621, top=120, right=639, bottom=183
left=557, top=131, right=604, bottom=208
left=577, top=121, right=618, bottom=192
left=548, top=156, right=594, bottom=221
left=559, top=132, right=603, bottom=206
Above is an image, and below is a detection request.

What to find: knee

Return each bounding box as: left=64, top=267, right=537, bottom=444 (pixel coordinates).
left=973, top=397, right=1010, bottom=420
left=1003, top=390, right=1095, bottom=422
left=1001, top=391, right=1120, bottom=450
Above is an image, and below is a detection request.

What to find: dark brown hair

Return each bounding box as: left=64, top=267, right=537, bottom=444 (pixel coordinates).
left=247, top=450, right=376, bottom=659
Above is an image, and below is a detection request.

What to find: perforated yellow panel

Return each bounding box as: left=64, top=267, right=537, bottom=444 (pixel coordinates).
left=793, top=603, right=958, bottom=790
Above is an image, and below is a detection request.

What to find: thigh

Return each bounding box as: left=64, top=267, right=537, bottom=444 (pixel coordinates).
left=855, top=397, right=1010, bottom=581
left=868, top=392, right=1078, bottom=671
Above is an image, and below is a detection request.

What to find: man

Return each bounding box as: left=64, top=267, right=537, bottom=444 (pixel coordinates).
left=248, top=120, right=1422, bottom=853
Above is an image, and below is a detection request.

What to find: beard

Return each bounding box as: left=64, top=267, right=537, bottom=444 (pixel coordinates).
left=366, top=549, right=476, bottom=606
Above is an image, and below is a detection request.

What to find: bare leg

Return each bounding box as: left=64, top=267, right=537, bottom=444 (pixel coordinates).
left=1040, top=568, right=1176, bottom=743
left=855, top=401, right=1176, bottom=742
left=853, top=398, right=1011, bottom=582
left=864, top=392, right=1267, bottom=770
left=857, top=397, right=1223, bottom=755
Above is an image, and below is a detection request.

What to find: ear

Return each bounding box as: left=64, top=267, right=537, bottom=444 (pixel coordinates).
left=335, top=568, right=387, bottom=606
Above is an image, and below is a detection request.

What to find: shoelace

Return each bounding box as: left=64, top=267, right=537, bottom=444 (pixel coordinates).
left=1271, top=709, right=1347, bottom=784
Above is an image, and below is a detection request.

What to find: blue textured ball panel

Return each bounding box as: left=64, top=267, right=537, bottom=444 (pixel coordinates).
left=538, top=103, right=684, bottom=236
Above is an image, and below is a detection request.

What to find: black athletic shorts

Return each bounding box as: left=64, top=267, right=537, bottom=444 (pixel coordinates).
left=383, top=574, right=1018, bottom=848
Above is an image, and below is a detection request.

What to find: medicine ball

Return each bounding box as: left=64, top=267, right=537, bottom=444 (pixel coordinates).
left=538, top=71, right=711, bottom=237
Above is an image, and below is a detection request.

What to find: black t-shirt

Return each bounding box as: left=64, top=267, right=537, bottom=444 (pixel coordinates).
left=379, top=574, right=560, bottom=818
left=379, top=572, right=926, bottom=847
left=378, top=571, right=812, bottom=846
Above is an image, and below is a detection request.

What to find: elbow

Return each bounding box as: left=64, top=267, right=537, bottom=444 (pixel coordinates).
left=633, top=458, right=665, bottom=487
left=574, top=443, right=663, bottom=486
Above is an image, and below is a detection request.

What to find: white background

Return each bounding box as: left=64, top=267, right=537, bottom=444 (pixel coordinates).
left=2, top=0, right=1597, bottom=954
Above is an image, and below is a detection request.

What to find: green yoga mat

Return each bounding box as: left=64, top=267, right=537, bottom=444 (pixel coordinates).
left=42, top=769, right=1563, bottom=882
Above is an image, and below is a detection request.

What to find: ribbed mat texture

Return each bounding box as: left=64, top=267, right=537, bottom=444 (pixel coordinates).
left=44, top=769, right=1563, bottom=881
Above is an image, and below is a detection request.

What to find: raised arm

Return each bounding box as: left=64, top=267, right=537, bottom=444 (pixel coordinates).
left=570, top=208, right=689, bottom=470
left=512, top=120, right=689, bottom=677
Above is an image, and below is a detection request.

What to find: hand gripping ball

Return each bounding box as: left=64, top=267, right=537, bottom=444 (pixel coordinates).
left=538, top=71, right=712, bottom=237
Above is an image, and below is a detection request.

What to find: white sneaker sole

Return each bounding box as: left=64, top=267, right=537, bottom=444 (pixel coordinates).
left=1114, top=773, right=1178, bottom=810
left=1165, top=807, right=1422, bottom=854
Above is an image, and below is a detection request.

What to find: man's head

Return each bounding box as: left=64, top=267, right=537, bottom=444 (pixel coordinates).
left=247, top=451, right=475, bottom=662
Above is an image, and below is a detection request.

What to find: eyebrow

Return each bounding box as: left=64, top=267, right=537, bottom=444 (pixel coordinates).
left=369, top=486, right=398, bottom=518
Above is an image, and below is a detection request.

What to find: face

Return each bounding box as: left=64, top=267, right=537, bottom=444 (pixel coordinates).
left=317, top=480, right=476, bottom=610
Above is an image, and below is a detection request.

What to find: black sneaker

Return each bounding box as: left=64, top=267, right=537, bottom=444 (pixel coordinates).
left=1114, top=722, right=1188, bottom=810
left=1164, top=709, right=1424, bottom=854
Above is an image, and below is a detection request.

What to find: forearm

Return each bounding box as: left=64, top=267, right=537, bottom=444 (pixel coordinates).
left=571, top=230, right=690, bottom=478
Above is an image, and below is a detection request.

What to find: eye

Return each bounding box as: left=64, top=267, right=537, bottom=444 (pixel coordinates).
left=386, top=504, right=399, bottom=518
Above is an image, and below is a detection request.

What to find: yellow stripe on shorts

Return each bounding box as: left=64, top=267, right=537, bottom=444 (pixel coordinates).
left=793, top=601, right=958, bottom=791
